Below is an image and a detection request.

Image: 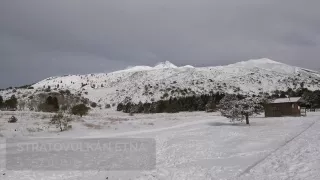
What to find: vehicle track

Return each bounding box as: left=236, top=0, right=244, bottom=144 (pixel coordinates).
left=239, top=120, right=316, bottom=177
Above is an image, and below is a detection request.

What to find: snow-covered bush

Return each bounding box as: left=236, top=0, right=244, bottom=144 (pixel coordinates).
left=219, top=94, right=264, bottom=124
left=18, top=100, right=26, bottom=110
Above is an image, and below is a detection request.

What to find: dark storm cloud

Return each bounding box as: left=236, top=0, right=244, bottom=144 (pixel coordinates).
left=1, top=0, right=320, bottom=88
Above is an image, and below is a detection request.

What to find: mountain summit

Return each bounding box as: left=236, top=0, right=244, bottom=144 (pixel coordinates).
left=230, top=58, right=283, bottom=67
left=229, top=58, right=298, bottom=74
left=119, top=61, right=178, bottom=73
left=245, top=58, right=283, bottom=64
left=154, top=61, right=178, bottom=69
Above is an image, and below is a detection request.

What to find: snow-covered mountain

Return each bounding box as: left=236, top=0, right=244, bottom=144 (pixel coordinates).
left=1, top=58, right=320, bottom=106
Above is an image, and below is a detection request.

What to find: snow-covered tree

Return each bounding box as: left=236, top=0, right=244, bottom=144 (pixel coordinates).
left=302, top=91, right=320, bottom=108
left=18, top=100, right=26, bottom=110
left=219, top=94, right=264, bottom=124
left=219, top=94, right=240, bottom=120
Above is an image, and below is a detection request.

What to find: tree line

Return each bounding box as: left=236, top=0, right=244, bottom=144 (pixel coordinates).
left=117, top=88, right=320, bottom=115
left=117, top=92, right=230, bottom=113
left=0, top=93, right=91, bottom=117
left=0, top=95, right=18, bottom=110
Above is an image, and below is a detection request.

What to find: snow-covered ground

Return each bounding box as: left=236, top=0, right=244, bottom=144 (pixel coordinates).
left=0, top=110, right=320, bottom=180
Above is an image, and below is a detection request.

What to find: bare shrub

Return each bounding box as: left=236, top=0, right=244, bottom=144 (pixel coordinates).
left=50, top=113, right=72, bottom=131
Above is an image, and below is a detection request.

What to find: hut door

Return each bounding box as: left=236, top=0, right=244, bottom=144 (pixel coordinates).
left=272, top=106, right=281, bottom=117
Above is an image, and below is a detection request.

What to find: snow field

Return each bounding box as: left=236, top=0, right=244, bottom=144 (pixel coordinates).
left=0, top=111, right=319, bottom=179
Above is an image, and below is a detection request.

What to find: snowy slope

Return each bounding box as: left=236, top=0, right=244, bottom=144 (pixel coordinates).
left=1, top=58, right=320, bottom=105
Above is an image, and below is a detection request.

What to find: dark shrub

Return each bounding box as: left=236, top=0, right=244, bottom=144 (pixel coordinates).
left=71, top=104, right=90, bottom=117
left=8, top=116, right=18, bottom=123
left=90, top=102, right=97, bottom=108
left=38, top=96, right=59, bottom=112
left=4, top=95, right=18, bottom=109
left=117, top=103, right=124, bottom=111
left=65, top=90, right=71, bottom=95
left=0, top=95, right=3, bottom=108
left=38, top=103, right=56, bottom=112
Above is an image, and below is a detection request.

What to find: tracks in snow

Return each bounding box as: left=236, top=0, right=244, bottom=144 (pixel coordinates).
left=78, top=118, right=222, bottom=138
left=239, top=120, right=316, bottom=177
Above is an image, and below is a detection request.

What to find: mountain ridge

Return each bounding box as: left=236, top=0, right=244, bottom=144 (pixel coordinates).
left=1, top=58, right=320, bottom=106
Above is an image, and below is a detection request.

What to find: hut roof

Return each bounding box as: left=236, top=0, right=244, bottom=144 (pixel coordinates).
left=271, top=97, right=302, bottom=104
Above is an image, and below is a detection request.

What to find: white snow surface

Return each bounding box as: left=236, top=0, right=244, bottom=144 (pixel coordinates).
left=228, top=58, right=295, bottom=74
left=1, top=58, right=320, bottom=105
left=115, top=61, right=178, bottom=73
left=154, top=61, right=178, bottom=69
left=121, top=66, right=154, bottom=72
left=1, top=110, right=320, bottom=180
left=272, top=97, right=302, bottom=103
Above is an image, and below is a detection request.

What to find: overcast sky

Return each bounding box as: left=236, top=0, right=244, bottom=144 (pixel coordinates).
left=1, top=0, right=320, bottom=88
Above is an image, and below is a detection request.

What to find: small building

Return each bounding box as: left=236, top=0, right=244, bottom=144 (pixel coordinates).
left=264, top=97, right=305, bottom=117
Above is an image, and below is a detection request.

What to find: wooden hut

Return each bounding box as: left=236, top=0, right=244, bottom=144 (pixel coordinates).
left=264, top=97, right=305, bottom=117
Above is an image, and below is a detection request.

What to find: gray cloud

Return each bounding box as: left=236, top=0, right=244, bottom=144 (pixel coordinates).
left=1, top=0, right=320, bottom=88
